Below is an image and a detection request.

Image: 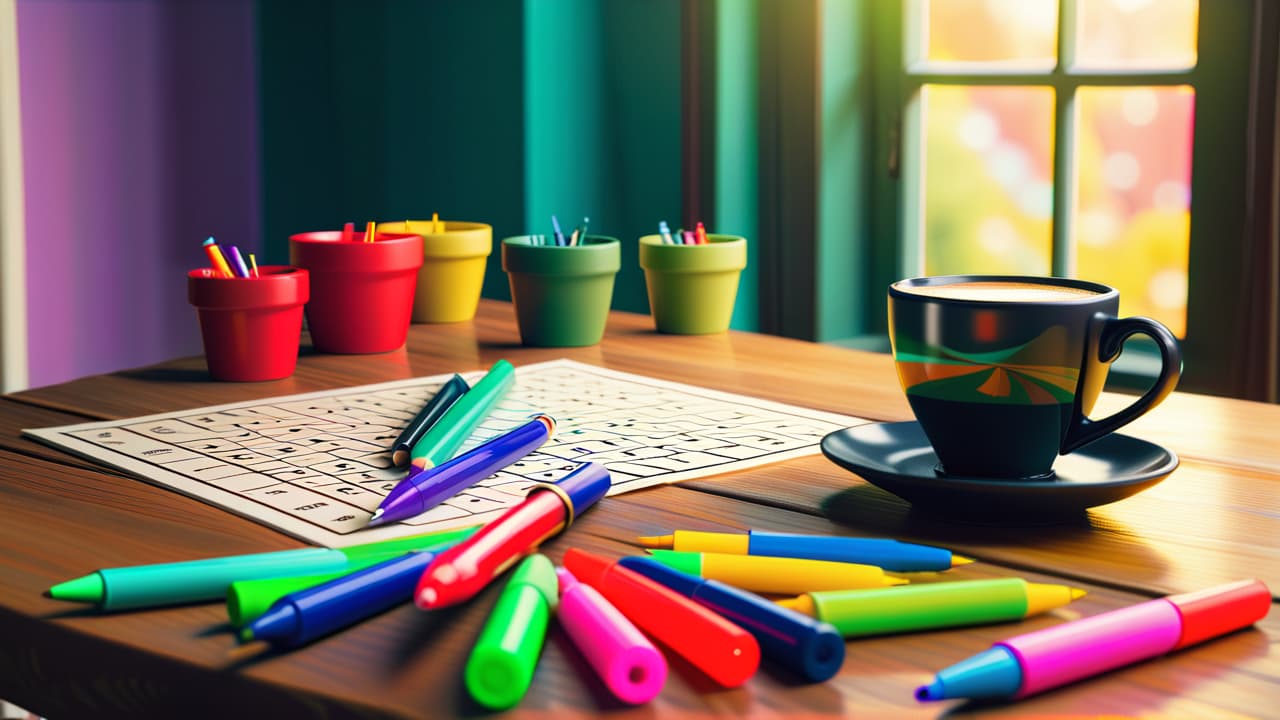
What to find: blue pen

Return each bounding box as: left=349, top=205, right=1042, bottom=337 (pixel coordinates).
left=242, top=550, right=440, bottom=648
left=369, top=414, right=555, bottom=527
left=618, top=556, right=845, bottom=683
left=658, top=220, right=674, bottom=245
left=551, top=215, right=565, bottom=246
left=638, top=530, right=972, bottom=573
left=226, top=245, right=252, bottom=277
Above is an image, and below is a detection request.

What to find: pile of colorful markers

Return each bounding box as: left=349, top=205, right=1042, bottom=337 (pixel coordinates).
left=199, top=236, right=259, bottom=278
left=41, top=357, right=1274, bottom=709
left=657, top=219, right=709, bottom=244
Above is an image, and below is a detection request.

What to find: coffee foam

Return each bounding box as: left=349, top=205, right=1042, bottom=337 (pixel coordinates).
left=896, top=281, right=1102, bottom=303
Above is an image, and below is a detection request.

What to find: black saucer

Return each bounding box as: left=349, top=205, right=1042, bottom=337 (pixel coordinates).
left=821, top=421, right=1179, bottom=519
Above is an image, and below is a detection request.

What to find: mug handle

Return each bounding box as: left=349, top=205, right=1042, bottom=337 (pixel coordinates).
left=1061, top=315, right=1182, bottom=454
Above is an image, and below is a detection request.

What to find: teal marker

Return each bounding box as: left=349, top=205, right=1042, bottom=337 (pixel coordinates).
left=408, top=359, right=516, bottom=470
left=45, top=525, right=477, bottom=611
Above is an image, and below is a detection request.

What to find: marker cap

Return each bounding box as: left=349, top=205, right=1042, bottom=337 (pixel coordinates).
left=1168, top=578, right=1272, bottom=649
left=527, top=462, right=611, bottom=526
left=464, top=554, right=557, bottom=710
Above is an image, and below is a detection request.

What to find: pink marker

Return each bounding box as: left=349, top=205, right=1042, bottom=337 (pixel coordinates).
left=918, top=578, right=1272, bottom=701
left=555, top=567, right=667, bottom=704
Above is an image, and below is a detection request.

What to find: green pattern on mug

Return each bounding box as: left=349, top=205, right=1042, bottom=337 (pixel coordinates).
left=894, top=326, right=1079, bottom=406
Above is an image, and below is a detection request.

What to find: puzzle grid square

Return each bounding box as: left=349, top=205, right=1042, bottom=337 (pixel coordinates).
left=25, top=360, right=865, bottom=547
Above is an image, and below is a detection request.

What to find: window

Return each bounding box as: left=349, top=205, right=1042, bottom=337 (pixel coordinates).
left=863, top=0, right=1256, bottom=395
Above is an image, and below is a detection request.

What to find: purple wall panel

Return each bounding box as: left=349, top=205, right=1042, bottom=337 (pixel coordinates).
left=17, top=0, right=258, bottom=388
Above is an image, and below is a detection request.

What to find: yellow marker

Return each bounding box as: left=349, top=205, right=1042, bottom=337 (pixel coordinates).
left=645, top=549, right=906, bottom=595
left=201, top=237, right=235, bottom=278
left=432, top=212, right=443, bottom=233
left=637, top=530, right=971, bottom=572
left=248, top=253, right=260, bottom=278
left=776, top=578, right=1086, bottom=638
left=364, top=221, right=376, bottom=243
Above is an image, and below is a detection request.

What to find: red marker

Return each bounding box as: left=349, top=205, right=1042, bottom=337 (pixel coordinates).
left=414, top=463, right=611, bottom=610
left=562, top=548, right=760, bottom=688
left=695, top=221, right=708, bottom=245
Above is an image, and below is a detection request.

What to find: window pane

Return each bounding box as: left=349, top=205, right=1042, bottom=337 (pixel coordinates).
left=1074, top=86, right=1193, bottom=337
left=1073, top=0, right=1198, bottom=71
left=922, top=86, right=1056, bottom=277
left=916, top=0, right=1058, bottom=71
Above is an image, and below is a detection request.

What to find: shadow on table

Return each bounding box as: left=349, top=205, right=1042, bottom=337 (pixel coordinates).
left=115, top=367, right=212, bottom=384
left=819, top=484, right=1168, bottom=574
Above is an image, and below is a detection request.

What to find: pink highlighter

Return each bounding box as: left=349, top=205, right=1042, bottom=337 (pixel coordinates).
left=556, top=567, right=668, bottom=704
left=918, top=578, right=1272, bottom=701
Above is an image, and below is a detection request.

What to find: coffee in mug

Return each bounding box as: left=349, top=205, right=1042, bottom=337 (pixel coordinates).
left=888, top=275, right=1181, bottom=479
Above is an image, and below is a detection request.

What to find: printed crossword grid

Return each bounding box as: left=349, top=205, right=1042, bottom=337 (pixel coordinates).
left=26, top=360, right=864, bottom=546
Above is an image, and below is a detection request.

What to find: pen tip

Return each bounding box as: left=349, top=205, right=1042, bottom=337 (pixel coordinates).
left=367, top=508, right=386, bottom=527
left=951, top=555, right=975, bottom=567
left=391, top=450, right=408, bottom=467
left=635, top=535, right=671, bottom=549
left=1070, top=587, right=1088, bottom=600
left=916, top=682, right=943, bottom=702
left=888, top=575, right=910, bottom=585
left=239, top=628, right=255, bottom=643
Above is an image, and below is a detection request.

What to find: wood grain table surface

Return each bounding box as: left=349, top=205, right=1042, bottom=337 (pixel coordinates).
left=1, top=300, right=1276, bottom=719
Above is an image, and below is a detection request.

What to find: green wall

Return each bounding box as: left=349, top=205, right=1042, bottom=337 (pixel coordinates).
left=259, top=0, right=687, bottom=315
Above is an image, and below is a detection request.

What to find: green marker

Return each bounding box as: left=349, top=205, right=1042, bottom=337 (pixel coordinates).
left=464, top=553, right=559, bottom=710
left=409, top=359, right=515, bottom=470
left=225, top=527, right=474, bottom=626
left=776, top=577, right=1087, bottom=638
left=46, top=525, right=477, bottom=612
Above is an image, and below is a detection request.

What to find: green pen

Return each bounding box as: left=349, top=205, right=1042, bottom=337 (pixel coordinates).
left=225, top=526, right=476, bottom=626
left=464, top=553, right=559, bottom=710
left=408, top=359, right=515, bottom=470
left=45, top=525, right=477, bottom=612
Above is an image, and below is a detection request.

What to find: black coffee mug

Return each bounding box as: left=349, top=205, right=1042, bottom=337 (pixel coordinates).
left=888, top=275, right=1181, bottom=479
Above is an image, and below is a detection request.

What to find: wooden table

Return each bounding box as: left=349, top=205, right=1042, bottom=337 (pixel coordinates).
left=1, top=300, right=1277, bottom=718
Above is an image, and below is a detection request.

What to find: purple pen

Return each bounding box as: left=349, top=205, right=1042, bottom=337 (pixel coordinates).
left=226, top=245, right=252, bottom=278
left=368, top=414, right=555, bottom=526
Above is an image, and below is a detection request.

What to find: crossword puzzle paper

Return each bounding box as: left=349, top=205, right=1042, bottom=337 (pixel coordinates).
left=25, top=359, right=866, bottom=547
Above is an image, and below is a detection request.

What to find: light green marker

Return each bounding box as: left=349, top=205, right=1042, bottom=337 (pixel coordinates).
left=776, top=577, right=1086, bottom=638
left=225, top=526, right=475, bottom=626
left=464, top=553, right=559, bottom=710
left=46, top=525, right=476, bottom=611
left=408, top=359, right=515, bottom=470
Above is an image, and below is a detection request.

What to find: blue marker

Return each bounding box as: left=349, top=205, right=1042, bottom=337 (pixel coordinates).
left=618, top=556, right=845, bottom=683
left=551, top=215, right=565, bottom=246
left=638, top=530, right=972, bottom=573
left=370, top=414, right=555, bottom=527
left=658, top=220, right=675, bottom=245
left=242, top=550, right=442, bottom=648
left=576, top=216, right=590, bottom=245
